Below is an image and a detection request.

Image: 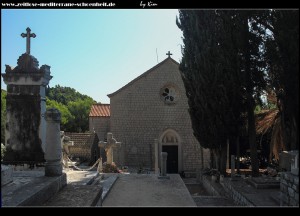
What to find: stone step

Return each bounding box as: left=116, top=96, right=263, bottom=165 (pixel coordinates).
left=2, top=172, right=67, bottom=207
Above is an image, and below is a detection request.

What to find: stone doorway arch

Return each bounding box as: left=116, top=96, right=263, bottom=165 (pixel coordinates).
left=159, top=129, right=182, bottom=173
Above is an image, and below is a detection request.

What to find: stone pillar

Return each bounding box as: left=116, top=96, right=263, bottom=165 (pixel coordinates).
left=106, top=148, right=113, bottom=164
left=231, top=155, right=236, bottom=180
left=226, top=139, right=230, bottom=170
left=154, top=139, right=159, bottom=174
left=97, top=157, right=103, bottom=173
left=1, top=53, right=52, bottom=164
left=158, top=152, right=170, bottom=179
left=44, top=108, right=62, bottom=176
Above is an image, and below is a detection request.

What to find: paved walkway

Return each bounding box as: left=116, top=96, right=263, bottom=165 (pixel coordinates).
left=102, top=174, right=196, bottom=207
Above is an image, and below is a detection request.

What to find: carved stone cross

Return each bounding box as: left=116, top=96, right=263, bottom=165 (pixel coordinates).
left=21, top=27, right=36, bottom=55
left=98, top=132, right=121, bottom=164
left=166, top=51, right=172, bottom=58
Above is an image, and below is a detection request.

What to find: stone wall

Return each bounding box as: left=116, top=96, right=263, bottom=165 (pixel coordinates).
left=109, top=58, right=210, bottom=172
left=65, top=132, right=100, bottom=165
left=89, top=117, right=110, bottom=141
left=69, top=147, right=90, bottom=162
left=221, top=178, right=254, bottom=206
left=280, top=172, right=299, bottom=206
left=88, top=117, right=109, bottom=162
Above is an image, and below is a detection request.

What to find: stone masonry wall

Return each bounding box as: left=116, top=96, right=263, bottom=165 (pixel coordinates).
left=69, top=147, right=90, bottom=162
left=109, top=58, right=210, bottom=172
left=89, top=117, right=110, bottom=141
left=221, top=178, right=254, bottom=206
left=89, top=117, right=109, bottom=162
left=280, top=172, right=299, bottom=206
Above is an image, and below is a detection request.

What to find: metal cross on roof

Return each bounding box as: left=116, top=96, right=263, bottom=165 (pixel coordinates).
left=166, top=51, right=172, bottom=58
left=21, top=27, right=36, bottom=55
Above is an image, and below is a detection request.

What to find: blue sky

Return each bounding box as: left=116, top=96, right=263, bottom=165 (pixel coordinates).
left=1, top=9, right=183, bottom=103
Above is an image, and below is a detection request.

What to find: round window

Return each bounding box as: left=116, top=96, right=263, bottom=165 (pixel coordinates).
left=160, top=85, right=179, bottom=104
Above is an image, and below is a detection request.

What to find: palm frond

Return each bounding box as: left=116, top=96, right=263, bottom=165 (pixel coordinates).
left=256, top=108, right=279, bottom=134
left=255, top=90, right=286, bottom=161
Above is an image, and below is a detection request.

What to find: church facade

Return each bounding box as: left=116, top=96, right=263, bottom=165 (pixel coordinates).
left=89, top=57, right=210, bottom=173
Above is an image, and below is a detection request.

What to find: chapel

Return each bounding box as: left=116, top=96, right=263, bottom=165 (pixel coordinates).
left=89, top=54, right=210, bottom=173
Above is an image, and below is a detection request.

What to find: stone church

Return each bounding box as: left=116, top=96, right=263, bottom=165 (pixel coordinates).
left=89, top=55, right=210, bottom=173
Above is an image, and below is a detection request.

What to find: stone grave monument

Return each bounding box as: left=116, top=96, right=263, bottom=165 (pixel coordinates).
left=2, top=27, right=52, bottom=166
left=1, top=28, right=68, bottom=206
left=99, top=132, right=121, bottom=165
left=60, top=131, right=74, bottom=168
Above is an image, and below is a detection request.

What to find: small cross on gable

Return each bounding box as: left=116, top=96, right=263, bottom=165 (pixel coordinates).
left=166, top=51, right=172, bottom=58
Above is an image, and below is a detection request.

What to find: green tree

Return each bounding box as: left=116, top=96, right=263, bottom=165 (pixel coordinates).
left=46, top=85, right=94, bottom=106
left=46, top=98, right=74, bottom=131
left=263, top=10, right=299, bottom=151
left=177, top=10, right=269, bottom=176
left=67, top=98, right=94, bottom=132
left=234, top=11, right=268, bottom=176
left=46, top=85, right=96, bottom=132
left=177, top=10, right=246, bottom=175
left=1, top=89, right=7, bottom=144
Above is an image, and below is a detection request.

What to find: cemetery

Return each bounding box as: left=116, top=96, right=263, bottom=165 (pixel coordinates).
left=1, top=16, right=298, bottom=207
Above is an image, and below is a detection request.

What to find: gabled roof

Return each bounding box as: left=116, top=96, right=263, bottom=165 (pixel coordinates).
left=107, top=57, right=179, bottom=98
left=89, top=104, right=110, bottom=117
left=65, top=132, right=98, bottom=148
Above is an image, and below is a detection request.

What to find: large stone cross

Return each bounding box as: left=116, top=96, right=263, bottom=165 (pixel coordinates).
left=166, top=51, right=172, bottom=58
left=21, top=27, right=36, bottom=55
left=98, top=132, right=121, bottom=164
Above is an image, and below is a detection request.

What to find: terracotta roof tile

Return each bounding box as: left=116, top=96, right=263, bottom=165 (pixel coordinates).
left=89, top=104, right=110, bottom=117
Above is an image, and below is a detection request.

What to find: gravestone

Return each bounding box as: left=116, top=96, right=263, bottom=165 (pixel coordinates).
left=98, top=132, right=121, bottom=164
left=1, top=27, right=52, bottom=165
left=279, top=150, right=299, bottom=172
